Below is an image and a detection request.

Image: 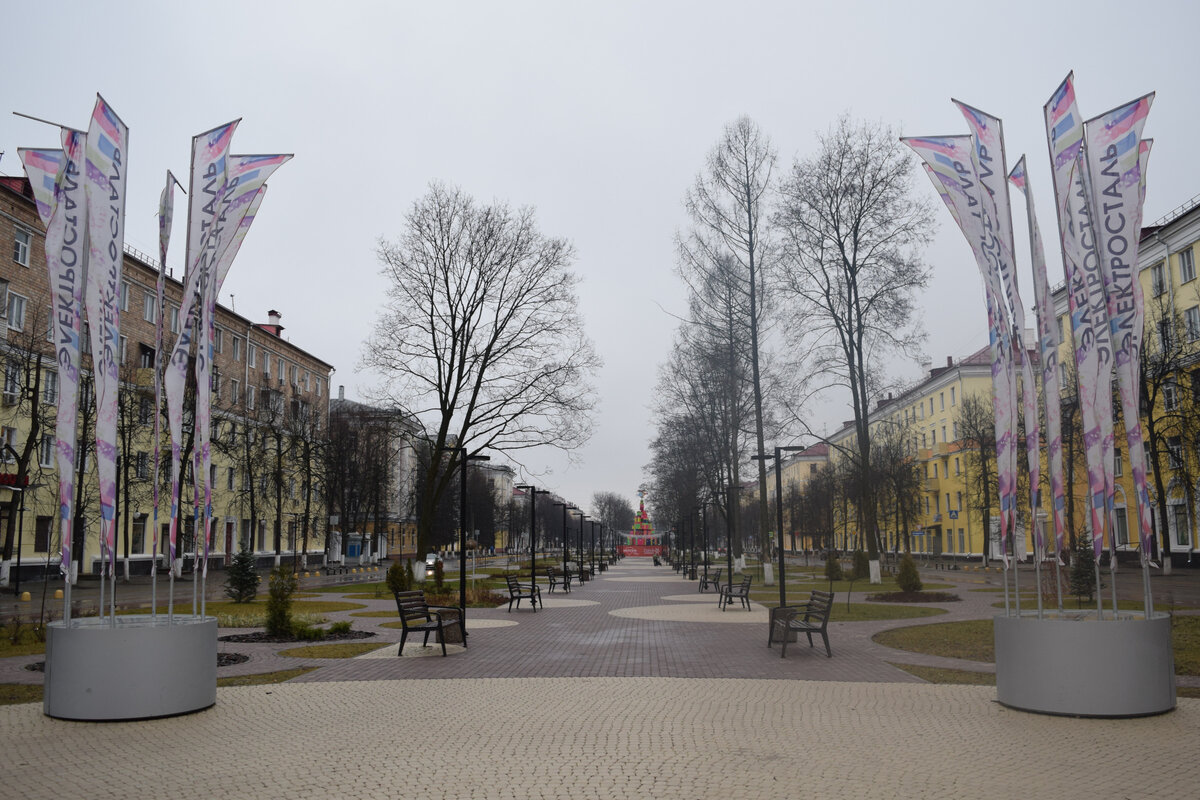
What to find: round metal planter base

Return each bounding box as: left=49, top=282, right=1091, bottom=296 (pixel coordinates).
left=44, top=615, right=217, bottom=721
left=994, top=612, right=1175, bottom=718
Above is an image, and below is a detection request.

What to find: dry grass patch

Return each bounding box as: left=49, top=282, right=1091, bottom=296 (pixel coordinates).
left=217, top=667, right=318, bottom=686
left=0, top=683, right=42, bottom=705
left=278, top=642, right=387, bottom=658
left=873, top=619, right=995, bottom=662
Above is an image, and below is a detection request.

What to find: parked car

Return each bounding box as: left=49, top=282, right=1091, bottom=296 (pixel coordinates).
left=425, top=553, right=442, bottom=574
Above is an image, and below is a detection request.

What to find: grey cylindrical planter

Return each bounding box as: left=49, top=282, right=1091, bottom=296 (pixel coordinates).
left=44, top=615, right=217, bottom=721
left=994, top=612, right=1175, bottom=717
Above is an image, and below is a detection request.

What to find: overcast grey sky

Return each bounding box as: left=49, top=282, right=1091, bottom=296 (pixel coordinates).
left=4, top=1, right=1198, bottom=515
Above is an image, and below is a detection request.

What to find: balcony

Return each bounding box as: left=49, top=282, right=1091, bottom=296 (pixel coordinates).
left=933, top=442, right=950, bottom=457
left=925, top=478, right=939, bottom=492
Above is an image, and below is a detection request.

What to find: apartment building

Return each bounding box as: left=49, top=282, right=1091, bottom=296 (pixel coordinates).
left=1, top=173, right=334, bottom=579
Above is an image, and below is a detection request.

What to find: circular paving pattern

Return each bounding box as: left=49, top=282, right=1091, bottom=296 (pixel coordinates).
left=609, top=603, right=769, bottom=623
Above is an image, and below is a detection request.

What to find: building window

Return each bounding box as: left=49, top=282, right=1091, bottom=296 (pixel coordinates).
left=950, top=387, right=956, bottom=406
left=138, top=395, right=153, bottom=424
left=1152, top=262, right=1166, bottom=296
left=143, top=292, right=157, bottom=323
left=232, top=337, right=242, bottom=362
left=39, top=434, right=54, bottom=468
left=35, top=516, right=52, bottom=552
left=247, top=385, right=256, bottom=410
left=213, top=327, right=224, bottom=354
left=939, top=392, right=945, bottom=411
left=1185, top=307, right=1200, bottom=342
left=1181, top=248, right=1196, bottom=284
left=13, top=228, right=32, bottom=266
left=277, top=358, right=285, bottom=382
left=168, top=304, right=180, bottom=334
left=231, top=378, right=240, bottom=405
left=954, top=457, right=960, bottom=475
left=1114, top=448, right=1123, bottom=477
left=1056, top=315, right=1065, bottom=343
left=3, top=359, right=20, bottom=402
left=227, top=467, right=235, bottom=491
left=1159, top=318, right=1173, bottom=352
left=7, top=292, right=27, bottom=331
left=0, top=427, right=16, bottom=462
left=290, top=365, right=298, bottom=386
left=1114, top=508, right=1130, bottom=546
left=120, top=281, right=131, bottom=312
left=132, top=516, right=146, bottom=553
left=315, top=377, right=322, bottom=398
left=212, top=366, right=221, bottom=401
left=139, top=343, right=155, bottom=369
left=1165, top=380, right=1179, bottom=411
left=1172, top=503, right=1189, bottom=547
left=1168, top=436, right=1183, bottom=470
left=119, top=335, right=128, bottom=365
left=43, top=370, right=58, bottom=405
left=261, top=351, right=270, bottom=375
left=135, top=451, right=150, bottom=480
left=248, top=343, right=257, bottom=368
left=931, top=429, right=937, bottom=445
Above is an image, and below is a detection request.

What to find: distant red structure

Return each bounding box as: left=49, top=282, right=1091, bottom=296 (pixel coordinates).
left=619, top=494, right=661, bottom=557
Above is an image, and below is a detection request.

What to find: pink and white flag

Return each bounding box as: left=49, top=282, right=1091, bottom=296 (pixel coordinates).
left=153, top=171, right=179, bottom=574
left=83, top=96, right=128, bottom=577
left=1082, top=95, right=1155, bottom=564
left=1045, top=76, right=1115, bottom=561
left=903, top=135, right=1018, bottom=561
left=1009, top=156, right=1066, bottom=563
left=19, top=141, right=85, bottom=576
left=955, top=103, right=1041, bottom=562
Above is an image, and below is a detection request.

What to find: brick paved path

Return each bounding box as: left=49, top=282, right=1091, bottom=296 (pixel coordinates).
left=2, top=558, right=1198, bottom=799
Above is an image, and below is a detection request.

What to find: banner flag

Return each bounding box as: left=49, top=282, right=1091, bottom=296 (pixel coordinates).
left=166, top=121, right=237, bottom=568
left=1009, top=156, right=1065, bottom=562
left=17, top=148, right=63, bottom=225
left=194, top=155, right=289, bottom=577
left=19, top=139, right=85, bottom=576
left=1082, top=95, right=1155, bottom=563
left=153, top=171, right=179, bottom=574
left=954, top=103, right=1041, bottom=563
left=83, top=96, right=128, bottom=577
left=1044, top=77, right=1115, bottom=561
left=904, top=136, right=1017, bottom=561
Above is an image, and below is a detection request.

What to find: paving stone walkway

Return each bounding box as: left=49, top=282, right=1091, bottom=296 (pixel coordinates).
left=1, top=558, right=1197, bottom=799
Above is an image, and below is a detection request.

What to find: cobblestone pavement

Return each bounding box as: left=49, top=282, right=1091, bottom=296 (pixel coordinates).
left=1, top=558, right=1197, bottom=799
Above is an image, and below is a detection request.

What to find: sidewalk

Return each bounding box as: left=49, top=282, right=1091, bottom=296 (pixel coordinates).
left=1, top=558, right=1197, bottom=799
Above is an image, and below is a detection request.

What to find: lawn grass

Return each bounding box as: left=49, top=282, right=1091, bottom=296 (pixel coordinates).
left=888, top=662, right=996, bottom=685
left=0, top=683, right=42, bottom=705
left=349, top=610, right=399, bottom=618
left=875, top=615, right=1200, bottom=676
left=278, top=642, right=387, bottom=658
left=0, top=626, right=48, bottom=658
left=217, top=667, right=319, bottom=686
left=873, top=619, right=996, bottom=662
left=746, top=592, right=948, bottom=622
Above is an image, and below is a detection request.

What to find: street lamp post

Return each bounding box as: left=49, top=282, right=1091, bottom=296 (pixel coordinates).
left=701, top=501, right=710, bottom=583
left=515, top=485, right=547, bottom=601
left=454, top=448, right=490, bottom=618
left=752, top=444, right=805, bottom=609
left=577, top=512, right=587, bottom=580
left=553, top=502, right=574, bottom=579
left=589, top=519, right=597, bottom=576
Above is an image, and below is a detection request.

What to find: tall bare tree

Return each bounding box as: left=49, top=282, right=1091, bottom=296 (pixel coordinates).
left=591, top=491, right=634, bottom=533
left=682, top=117, right=777, bottom=558
left=366, top=183, right=600, bottom=556
left=775, top=115, right=934, bottom=581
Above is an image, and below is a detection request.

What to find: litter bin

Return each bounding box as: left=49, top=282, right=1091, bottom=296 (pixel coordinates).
left=437, top=609, right=464, bottom=645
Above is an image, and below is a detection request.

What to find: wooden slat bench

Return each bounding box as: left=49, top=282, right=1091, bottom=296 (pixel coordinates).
left=768, top=590, right=834, bottom=658
left=393, top=590, right=465, bottom=657
left=698, top=568, right=722, bottom=593
left=546, top=567, right=572, bottom=594
left=504, top=574, right=541, bottom=611
left=718, top=575, right=752, bottom=611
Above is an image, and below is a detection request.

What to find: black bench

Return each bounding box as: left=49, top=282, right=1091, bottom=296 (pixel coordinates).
left=546, top=567, right=572, bottom=594
left=718, top=575, right=752, bottom=611
left=768, top=590, right=834, bottom=658
left=698, top=568, right=722, bottom=593
left=504, top=574, right=541, bottom=611
left=393, top=590, right=465, bottom=657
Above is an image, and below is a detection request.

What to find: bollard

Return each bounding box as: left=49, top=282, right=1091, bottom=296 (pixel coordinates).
left=20, top=591, right=31, bottom=602
left=55, top=589, right=64, bottom=599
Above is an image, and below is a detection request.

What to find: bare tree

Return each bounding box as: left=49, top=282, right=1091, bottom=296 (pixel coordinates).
left=591, top=491, right=634, bottom=533
left=365, top=183, right=599, bottom=556
left=775, top=115, right=935, bottom=581
left=682, top=116, right=777, bottom=558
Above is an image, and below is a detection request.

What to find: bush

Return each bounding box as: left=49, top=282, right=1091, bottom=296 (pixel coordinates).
left=433, top=559, right=445, bottom=592
left=386, top=560, right=412, bottom=595
left=224, top=550, right=260, bottom=603
left=897, top=553, right=923, bottom=593
left=265, top=566, right=299, bottom=637
left=290, top=624, right=325, bottom=641
left=851, top=549, right=870, bottom=581
left=824, top=556, right=844, bottom=582
left=1070, top=536, right=1096, bottom=606
left=328, top=621, right=352, bottom=635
